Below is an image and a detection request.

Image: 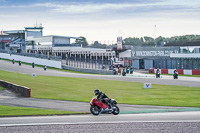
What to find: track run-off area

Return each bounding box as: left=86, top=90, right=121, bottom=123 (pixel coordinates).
left=0, top=60, right=200, bottom=133
left=0, top=60, right=200, bottom=87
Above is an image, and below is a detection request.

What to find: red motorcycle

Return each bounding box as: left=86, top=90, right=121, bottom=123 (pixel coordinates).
left=90, top=96, right=120, bottom=115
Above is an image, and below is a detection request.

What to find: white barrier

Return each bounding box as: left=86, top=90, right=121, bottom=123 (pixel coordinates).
left=168, top=69, right=175, bottom=74
left=183, top=70, right=192, bottom=75
left=0, top=53, right=62, bottom=69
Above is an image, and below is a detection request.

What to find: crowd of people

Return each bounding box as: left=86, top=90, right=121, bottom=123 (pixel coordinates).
left=112, top=65, right=134, bottom=76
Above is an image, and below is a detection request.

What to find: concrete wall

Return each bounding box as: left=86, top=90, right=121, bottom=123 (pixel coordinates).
left=0, top=80, right=31, bottom=97
left=0, top=53, right=62, bottom=68
left=62, top=65, right=113, bottom=75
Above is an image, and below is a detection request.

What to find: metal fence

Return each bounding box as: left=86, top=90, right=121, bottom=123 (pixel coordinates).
left=62, top=64, right=113, bottom=75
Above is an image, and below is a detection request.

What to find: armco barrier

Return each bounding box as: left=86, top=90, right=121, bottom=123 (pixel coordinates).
left=0, top=80, right=31, bottom=97
left=62, top=65, right=113, bottom=75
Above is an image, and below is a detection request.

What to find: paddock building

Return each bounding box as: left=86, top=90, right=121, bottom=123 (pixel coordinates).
left=0, top=26, right=116, bottom=69
left=119, top=41, right=200, bottom=71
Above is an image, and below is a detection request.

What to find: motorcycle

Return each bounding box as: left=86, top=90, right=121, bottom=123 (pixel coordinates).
left=173, top=72, right=178, bottom=79
left=122, top=69, right=126, bottom=76
left=156, top=71, right=160, bottom=78
left=130, top=68, right=133, bottom=74
left=90, top=96, right=120, bottom=116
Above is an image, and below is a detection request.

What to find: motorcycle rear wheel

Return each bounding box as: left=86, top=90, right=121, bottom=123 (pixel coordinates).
left=90, top=105, right=100, bottom=116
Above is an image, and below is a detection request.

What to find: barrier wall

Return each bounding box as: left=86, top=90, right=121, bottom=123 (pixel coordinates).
left=161, top=69, right=168, bottom=74
left=0, top=80, right=31, bottom=97
left=192, top=70, right=200, bottom=75
left=150, top=68, right=200, bottom=75
left=62, top=65, right=113, bottom=75
left=0, top=53, right=62, bottom=69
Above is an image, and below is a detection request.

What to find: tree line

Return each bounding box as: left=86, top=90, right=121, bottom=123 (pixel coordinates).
left=75, top=35, right=200, bottom=48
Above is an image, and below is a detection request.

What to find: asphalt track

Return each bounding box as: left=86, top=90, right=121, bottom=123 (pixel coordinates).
left=0, top=60, right=200, bottom=87
left=0, top=60, right=200, bottom=132
left=0, top=112, right=200, bottom=133
left=0, top=59, right=200, bottom=113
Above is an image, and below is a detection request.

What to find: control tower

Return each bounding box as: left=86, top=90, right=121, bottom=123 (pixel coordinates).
left=25, top=26, right=43, bottom=41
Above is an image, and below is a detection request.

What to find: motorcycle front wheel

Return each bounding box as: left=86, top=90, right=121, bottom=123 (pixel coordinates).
left=112, top=105, right=120, bottom=115
left=90, top=105, right=100, bottom=116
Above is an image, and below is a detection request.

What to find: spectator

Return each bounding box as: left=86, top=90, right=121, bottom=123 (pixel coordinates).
left=32, top=62, right=35, bottom=68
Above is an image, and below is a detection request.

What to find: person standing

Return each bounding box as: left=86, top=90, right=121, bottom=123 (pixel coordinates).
left=32, top=62, right=35, bottom=68
left=12, top=59, right=15, bottom=64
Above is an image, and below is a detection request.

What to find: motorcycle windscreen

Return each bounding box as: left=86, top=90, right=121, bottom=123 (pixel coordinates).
left=95, top=101, right=108, bottom=109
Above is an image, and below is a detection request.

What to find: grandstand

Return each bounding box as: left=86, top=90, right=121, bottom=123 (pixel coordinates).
left=0, top=26, right=116, bottom=70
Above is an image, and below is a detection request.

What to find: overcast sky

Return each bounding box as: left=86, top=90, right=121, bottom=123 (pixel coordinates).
left=0, top=0, right=200, bottom=44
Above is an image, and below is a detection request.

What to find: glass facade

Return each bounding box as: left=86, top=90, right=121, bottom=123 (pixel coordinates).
left=153, top=58, right=200, bottom=70
left=180, top=46, right=200, bottom=53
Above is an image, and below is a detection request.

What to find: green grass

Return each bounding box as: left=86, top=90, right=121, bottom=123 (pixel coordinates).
left=0, top=69, right=200, bottom=107
left=0, top=105, right=81, bottom=117
left=0, top=87, right=4, bottom=90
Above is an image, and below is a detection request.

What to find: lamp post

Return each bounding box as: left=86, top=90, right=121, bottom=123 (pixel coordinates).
left=155, top=25, right=156, bottom=40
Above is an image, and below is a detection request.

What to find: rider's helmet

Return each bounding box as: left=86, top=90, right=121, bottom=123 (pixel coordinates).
left=94, top=89, right=100, bottom=95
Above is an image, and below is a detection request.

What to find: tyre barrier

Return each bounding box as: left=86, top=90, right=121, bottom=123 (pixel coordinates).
left=0, top=80, right=31, bottom=97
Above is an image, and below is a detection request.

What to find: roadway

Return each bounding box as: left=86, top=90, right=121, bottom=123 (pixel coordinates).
left=0, top=60, right=200, bottom=87
left=0, top=112, right=200, bottom=133
left=0, top=60, right=200, bottom=132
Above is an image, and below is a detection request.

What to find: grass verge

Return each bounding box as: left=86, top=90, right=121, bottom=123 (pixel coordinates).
left=0, top=69, right=200, bottom=107
left=0, top=87, right=4, bottom=91
left=0, top=105, right=82, bottom=117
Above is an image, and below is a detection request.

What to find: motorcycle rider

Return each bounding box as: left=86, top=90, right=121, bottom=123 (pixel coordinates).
left=156, top=68, right=160, bottom=78
left=173, top=69, right=178, bottom=79
left=94, top=89, right=111, bottom=112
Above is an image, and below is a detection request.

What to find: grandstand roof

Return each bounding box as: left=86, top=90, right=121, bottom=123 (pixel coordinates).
left=25, top=27, right=44, bottom=30
left=44, top=35, right=82, bottom=40
left=3, top=30, right=25, bottom=34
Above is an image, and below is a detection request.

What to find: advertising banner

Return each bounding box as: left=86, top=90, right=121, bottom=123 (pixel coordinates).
left=131, top=47, right=179, bottom=58
left=117, top=36, right=122, bottom=50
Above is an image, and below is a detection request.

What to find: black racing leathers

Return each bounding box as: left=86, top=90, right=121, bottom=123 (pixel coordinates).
left=97, top=92, right=109, bottom=103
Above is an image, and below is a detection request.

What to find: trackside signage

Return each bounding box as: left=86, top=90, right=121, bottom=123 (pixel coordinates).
left=144, top=83, right=152, bottom=89
left=131, top=47, right=179, bottom=58
left=31, top=73, right=37, bottom=77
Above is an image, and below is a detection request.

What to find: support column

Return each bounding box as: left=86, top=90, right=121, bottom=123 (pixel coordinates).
left=85, top=52, right=87, bottom=68
left=95, top=53, right=97, bottom=69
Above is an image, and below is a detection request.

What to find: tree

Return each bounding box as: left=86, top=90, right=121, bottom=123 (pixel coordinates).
left=75, top=36, right=88, bottom=47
